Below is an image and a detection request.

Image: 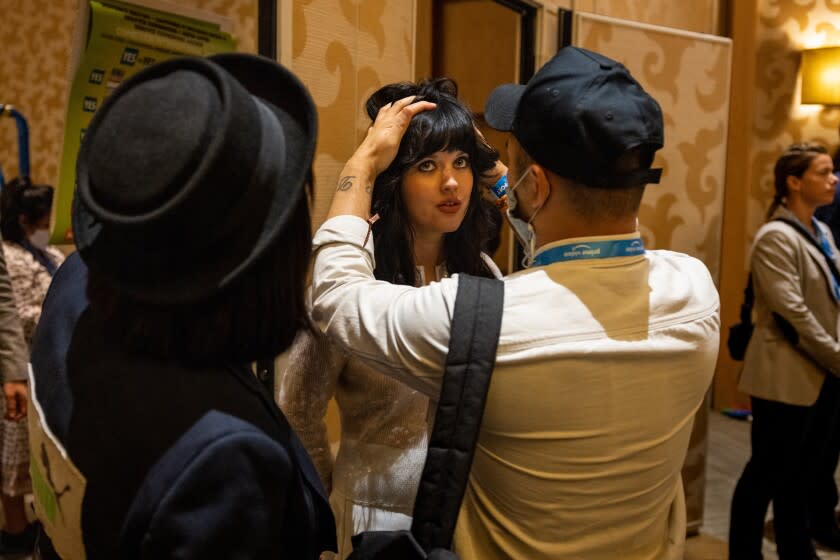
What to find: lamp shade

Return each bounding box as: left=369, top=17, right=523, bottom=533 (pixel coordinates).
left=802, top=46, right=840, bottom=105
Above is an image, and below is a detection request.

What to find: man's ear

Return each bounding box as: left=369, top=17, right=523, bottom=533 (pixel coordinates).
left=530, top=164, right=552, bottom=209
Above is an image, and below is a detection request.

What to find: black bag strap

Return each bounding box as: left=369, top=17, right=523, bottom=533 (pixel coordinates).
left=410, top=274, right=504, bottom=553
left=739, top=272, right=754, bottom=324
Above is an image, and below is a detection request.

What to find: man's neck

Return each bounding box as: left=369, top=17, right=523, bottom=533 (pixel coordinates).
left=534, top=214, right=638, bottom=249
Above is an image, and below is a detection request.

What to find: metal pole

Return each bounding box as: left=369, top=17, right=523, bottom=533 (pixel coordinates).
left=0, top=104, right=31, bottom=181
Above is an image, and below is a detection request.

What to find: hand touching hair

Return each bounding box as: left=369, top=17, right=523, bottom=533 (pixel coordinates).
left=365, top=78, right=459, bottom=120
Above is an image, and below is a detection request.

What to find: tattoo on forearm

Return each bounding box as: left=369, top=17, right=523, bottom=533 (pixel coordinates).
left=337, top=176, right=355, bottom=191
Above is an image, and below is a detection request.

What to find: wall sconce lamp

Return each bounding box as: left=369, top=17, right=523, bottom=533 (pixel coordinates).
left=802, top=46, right=840, bottom=105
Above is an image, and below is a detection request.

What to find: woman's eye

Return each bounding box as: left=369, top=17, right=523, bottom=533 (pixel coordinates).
left=418, top=160, right=435, bottom=172
left=454, top=156, right=469, bottom=168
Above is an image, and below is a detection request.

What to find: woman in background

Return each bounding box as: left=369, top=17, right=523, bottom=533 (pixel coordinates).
left=1, top=178, right=65, bottom=340
left=0, top=177, right=64, bottom=554
left=729, top=143, right=840, bottom=560
left=279, top=78, right=502, bottom=559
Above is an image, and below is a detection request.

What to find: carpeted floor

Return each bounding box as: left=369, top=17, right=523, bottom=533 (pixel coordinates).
left=686, top=412, right=840, bottom=560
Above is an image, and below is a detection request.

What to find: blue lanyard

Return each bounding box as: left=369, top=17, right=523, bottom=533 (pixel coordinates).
left=813, top=218, right=840, bottom=300
left=532, top=238, right=645, bottom=266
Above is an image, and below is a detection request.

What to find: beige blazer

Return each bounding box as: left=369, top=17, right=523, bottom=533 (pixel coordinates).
left=739, top=206, right=840, bottom=406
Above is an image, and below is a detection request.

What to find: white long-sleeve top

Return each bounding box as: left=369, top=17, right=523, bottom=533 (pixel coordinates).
left=280, top=256, right=501, bottom=559
left=311, top=215, right=720, bottom=560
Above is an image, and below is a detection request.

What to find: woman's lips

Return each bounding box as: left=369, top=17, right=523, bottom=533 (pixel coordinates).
left=437, top=200, right=462, bottom=214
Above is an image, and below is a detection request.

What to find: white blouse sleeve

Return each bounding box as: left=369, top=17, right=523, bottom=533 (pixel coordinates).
left=310, top=216, right=457, bottom=397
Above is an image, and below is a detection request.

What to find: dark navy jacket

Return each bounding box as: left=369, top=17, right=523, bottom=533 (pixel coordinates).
left=31, top=252, right=336, bottom=559
left=815, top=173, right=840, bottom=244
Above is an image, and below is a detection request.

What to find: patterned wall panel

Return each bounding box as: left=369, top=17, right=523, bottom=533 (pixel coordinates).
left=0, top=0, right=77, bottom=186
left=292, top=0, right=415, bottom=230
left=748, top=0, right=840, bottom=245
left=574, top=13, right=732, bottom=284
left=573, top=0, right=721, bottom=35
left=0, top=0, right=257, bottom=189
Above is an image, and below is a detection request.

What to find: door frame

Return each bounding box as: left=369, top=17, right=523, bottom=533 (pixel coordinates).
left=492, top=0, right=538, bottom=83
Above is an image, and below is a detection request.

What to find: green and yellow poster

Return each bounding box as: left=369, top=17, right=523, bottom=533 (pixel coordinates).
left=54, top=0, right=237, bottom=244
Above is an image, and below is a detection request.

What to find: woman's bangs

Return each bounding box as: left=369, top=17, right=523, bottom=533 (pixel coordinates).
left=404, top=101, right=476, bottom=161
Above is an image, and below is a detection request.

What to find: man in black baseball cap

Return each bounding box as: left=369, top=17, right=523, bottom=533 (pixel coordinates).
left=486, top=47, right=663, bottom=186
left=484, top=45, right=665, bottom=266
left=311, top=45, right=720, bottom=558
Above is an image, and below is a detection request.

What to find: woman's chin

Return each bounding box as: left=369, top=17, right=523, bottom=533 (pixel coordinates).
left=441, top=218, right=466, bottom=234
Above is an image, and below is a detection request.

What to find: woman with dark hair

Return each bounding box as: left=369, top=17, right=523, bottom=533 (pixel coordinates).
left=729, top=143, right=840, bottom=560
left=28, top=54, right=335, bottom=559
left=279, top=78, right=502, bottom=558
left=0, top=178, right=65, bottom=338
left=0, top=177, right=64, bottom=554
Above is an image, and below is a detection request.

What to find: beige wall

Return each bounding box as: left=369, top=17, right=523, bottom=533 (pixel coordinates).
left=574, top=0, right=723, bottom=35
left=289, top=0, right=416, bottom=444
left=5, top=0, right=749, bottom=410
left=569, top=1, right=840, bottom=410
left=0, top=0, right=257, bottom=188
left=0, top=0, right=413, bottom=230
left=713, top=0, right=840, bottom=410
left=292, top=0, right=415, bottom=229
left=574, top=13, right=731, bottom=284
left=0, top=0, right=726, bottom=222
left=0, top=0, right=77, bottom=186
left=415, top=0, right=433, bottom=81
left=749, top=1, right=840, bottom=240
left=532, top=0, right=723, bottom=63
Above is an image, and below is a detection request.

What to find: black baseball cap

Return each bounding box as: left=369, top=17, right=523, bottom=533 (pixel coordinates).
left=485, top=46, right=664, bottom=188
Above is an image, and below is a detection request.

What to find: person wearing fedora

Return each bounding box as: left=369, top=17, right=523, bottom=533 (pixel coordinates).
left=310, top=46, right=719, bottom=558
left=27, top=54, right=336, bottom=559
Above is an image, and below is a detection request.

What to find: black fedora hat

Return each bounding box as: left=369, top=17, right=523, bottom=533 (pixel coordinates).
left=73, top=54, right=317, bottom=305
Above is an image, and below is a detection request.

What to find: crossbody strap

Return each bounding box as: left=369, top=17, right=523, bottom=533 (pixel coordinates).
left=411, top=274, right=504, bottom=552
left=740, top=272, right=754, bottom=323
left=774, top=218, right=840, bottom=287
left=742, top=217, right=840, bottom=319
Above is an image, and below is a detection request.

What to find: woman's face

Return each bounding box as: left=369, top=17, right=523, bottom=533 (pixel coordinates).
left=793, top=153, right=837, bottom=209
left=401, top=149, right=473, bottom=238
